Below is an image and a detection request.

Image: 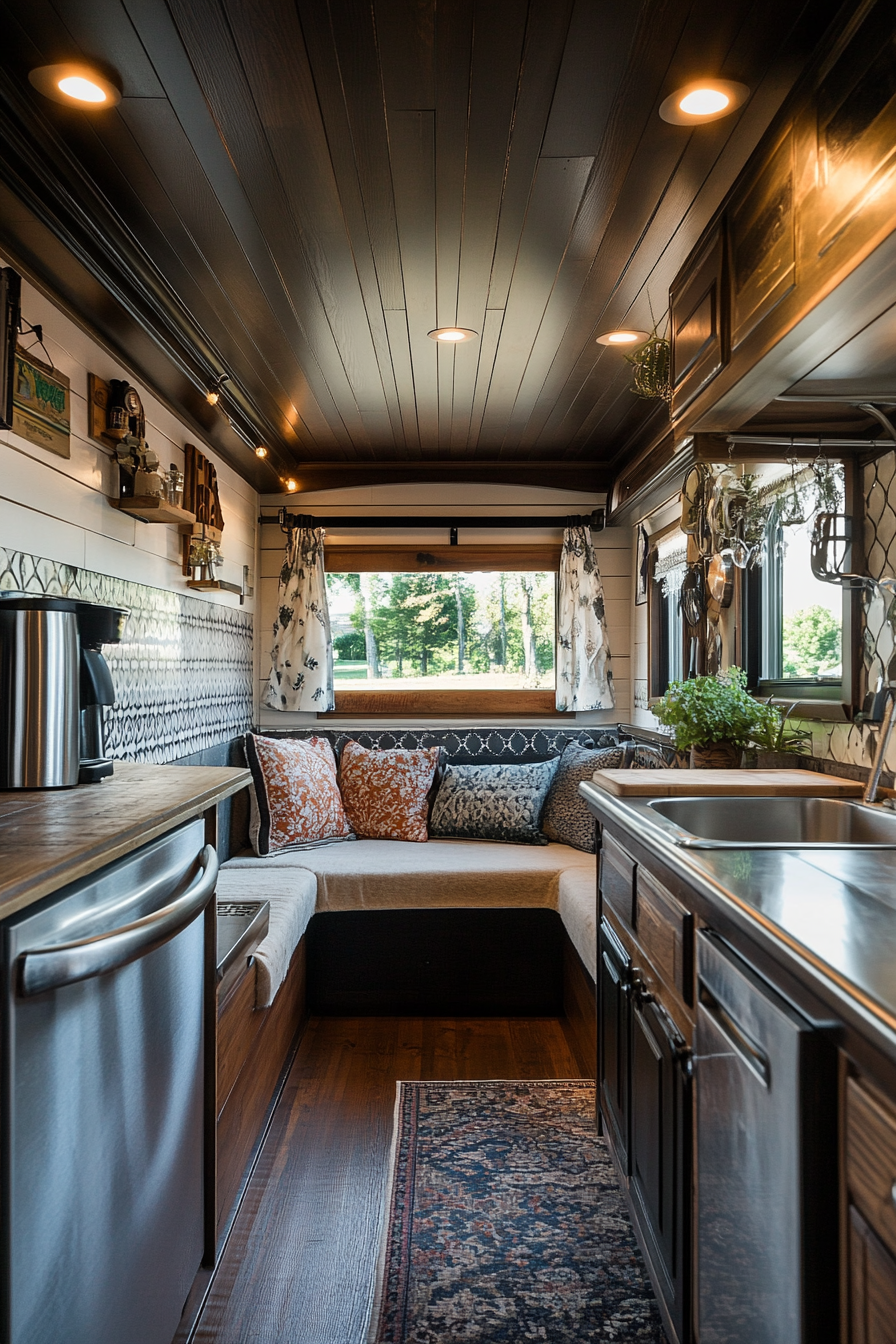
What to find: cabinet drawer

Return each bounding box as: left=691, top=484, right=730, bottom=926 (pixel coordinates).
left=846, top=1077, right=896, bottom=1260
left=635, top=867, right=693, bottom=1004
left=849, top=1204, right=896, bottom=1344
left=600, top=833, right=636, bottom=927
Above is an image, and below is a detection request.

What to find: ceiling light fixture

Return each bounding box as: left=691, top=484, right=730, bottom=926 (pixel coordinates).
left=284, top=478, right=298, bottom=492
left=29, top=64, right=122, bottom=109
left=428, top=327, right=478, bottom=343
left=596, top=330, right=649, bottom=347
left=254, top=445, right=268, bottom=458
left=659, top=79, right=749, bottom=125
left=205, top=373, right=229, bottom=406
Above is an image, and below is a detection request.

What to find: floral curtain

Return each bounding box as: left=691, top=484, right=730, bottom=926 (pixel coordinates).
left=556, top=524, right=615, bottom=712
left=264, top=525, right=335, bottom=712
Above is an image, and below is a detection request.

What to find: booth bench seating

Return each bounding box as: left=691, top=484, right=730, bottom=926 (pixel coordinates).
left=210, top=724, right=670, bottom=1241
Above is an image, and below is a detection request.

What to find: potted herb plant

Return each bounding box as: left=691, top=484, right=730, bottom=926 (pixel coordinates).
left=651, top=668, right=768, bottom=768
left=747, top=700, right=813, bottom=768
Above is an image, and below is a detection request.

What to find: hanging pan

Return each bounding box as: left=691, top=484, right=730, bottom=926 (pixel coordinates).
left=707, top=551, right=734, bottom=608
left=680, top=563, right=706, bottom=628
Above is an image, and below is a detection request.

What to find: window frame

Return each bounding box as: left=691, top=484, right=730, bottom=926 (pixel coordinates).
left=322, top=544, right=563, bottom=717
left=648, top=528, right=688, bottom=699
left=742, top=457, right=862, bottom=712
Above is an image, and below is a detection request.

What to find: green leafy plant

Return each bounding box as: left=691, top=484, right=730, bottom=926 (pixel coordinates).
left=651, top=668, right=768, bottom=752
left=749, top=700, right=813, bottom=755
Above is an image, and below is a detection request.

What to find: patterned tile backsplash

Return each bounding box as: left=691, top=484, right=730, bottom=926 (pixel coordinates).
left=0, top=548, right=253, bottom=764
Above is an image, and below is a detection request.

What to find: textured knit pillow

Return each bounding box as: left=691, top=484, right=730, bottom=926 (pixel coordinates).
left=244, top=733, right=354, bottom=856
left=339, top=741, right=442, bottom=842
left=541, top=743, right=625, bottom=852
left=429, top=759, right=558, bottom=845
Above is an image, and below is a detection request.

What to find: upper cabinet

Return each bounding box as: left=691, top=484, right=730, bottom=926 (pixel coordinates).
left=670, top=223, right=727, bottom=413
left=669, top=0, right=896, bottom=429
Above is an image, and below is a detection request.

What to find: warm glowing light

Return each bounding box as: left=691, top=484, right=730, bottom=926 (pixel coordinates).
left=255, top=445, right=268, bottom=458
left=427, top=327, right=478, bottom=343
left=596, top=329, right=649, bottom=347
left=57, top=75, right=107, bottom=103
left=29, top=64, right=122, bottom=109
left=679, top=87, right=729, bottom=116
left=285, top=478, right=298, bottom=492
left=659, top=79, right=748, bottom=125
left=205, top=389, right=220, bottom=406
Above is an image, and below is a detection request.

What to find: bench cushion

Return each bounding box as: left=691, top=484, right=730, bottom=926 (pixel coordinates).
left=216, top=865, right=317, bottom=1008
left=221, top=838, right=598, bottom=999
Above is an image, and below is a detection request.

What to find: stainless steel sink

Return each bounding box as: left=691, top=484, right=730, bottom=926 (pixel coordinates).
left=645, top=795, right=896, bottom=848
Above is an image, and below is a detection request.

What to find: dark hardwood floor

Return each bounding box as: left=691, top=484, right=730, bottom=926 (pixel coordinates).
left=193, top=1016, right=586, bottom=1344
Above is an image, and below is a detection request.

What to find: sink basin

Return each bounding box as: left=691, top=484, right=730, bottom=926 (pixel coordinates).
left=646, top=795, right=896, bottom=848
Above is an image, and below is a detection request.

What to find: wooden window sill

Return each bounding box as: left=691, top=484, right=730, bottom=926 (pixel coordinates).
left=325, top=689, right=563, bottom=717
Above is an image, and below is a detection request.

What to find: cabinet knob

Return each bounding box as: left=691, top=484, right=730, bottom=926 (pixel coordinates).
left=632, top=977, right=654, bottom=1005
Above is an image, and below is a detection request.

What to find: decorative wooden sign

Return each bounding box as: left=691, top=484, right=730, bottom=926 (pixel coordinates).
left=12, top=347, right=71, bottom=458
left=181, top=442, right=225, bottom=575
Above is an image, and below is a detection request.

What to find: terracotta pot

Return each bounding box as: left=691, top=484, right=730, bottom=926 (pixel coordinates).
left=689, top=742, right=741, bottom=769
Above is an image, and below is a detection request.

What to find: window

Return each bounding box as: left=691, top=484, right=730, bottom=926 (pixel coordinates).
left=323, top=545, right=561, bottom=715
left=648, top=531, right=686, bottom=697
left=327, top=570, right=556, bottom=690
left=744, top=462, right=847, bottom=700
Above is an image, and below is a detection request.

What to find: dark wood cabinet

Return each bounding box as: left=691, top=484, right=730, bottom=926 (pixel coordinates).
left=630, top=990, right=692, bottom=1343
left=849, top=1205, right=896, bottom=1344
left=670, top=222, right=727, bottom=415
left=597, top=834, right=694, bottom=1344
left=599, top=917, right=632, bottom=1173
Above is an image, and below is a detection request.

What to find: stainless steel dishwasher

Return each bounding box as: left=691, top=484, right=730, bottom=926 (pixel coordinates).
left=0, top=819, right=218, bottom=1344
left=695, top=929, right=838, bottom=1344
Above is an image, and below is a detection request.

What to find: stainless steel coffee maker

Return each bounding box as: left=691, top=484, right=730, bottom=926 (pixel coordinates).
left=0, top=594, right=128, bottom=789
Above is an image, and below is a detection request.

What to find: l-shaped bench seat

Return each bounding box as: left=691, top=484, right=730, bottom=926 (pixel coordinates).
left=210, top=723, right=671, bottom=1243
left=219, top=836, right=598, bottom=1001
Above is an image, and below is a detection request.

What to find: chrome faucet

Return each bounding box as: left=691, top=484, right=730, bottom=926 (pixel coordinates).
left=863, top=684, right=896, bottom=804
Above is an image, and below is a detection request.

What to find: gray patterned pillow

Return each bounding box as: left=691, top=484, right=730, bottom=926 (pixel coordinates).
left=541, top=744, right=625, bottom=852
left=429, top=759, right=559, bottom=845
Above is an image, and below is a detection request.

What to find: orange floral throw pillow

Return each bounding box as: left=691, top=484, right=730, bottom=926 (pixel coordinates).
left=245, top=733, right=354, bottom=856
left=338, top=741, right=441, bottom=842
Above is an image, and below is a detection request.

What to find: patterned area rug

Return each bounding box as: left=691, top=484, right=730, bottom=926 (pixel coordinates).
left=367, top=1080, right=666, bottom=1343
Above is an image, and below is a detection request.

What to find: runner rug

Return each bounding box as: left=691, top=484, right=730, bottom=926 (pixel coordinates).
left=367, top=1079, right=666, bottom=1343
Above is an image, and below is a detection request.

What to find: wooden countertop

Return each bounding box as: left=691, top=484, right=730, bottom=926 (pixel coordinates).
left=589, top=767, right=864, bottom=797
left=0, top=761, right=251, bottom=918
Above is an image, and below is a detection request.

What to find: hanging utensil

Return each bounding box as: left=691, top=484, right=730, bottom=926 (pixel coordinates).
left=707, top=551, right=734, bottom=607
left=810, top=513, right=869, bottom=588
left=680, top=563, right=706, bottom=628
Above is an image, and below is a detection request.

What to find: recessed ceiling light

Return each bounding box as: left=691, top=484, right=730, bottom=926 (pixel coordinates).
left=29, top=64, right=122, bottom=109
left=254, top=445, right=268, bottom=458
left=596, top=330, right=649, bottom=347
left=428, top=327, right=478, bottom=343
left=284, top=478, right=298, bottom=492
left=659, top=79, right=749, bottom=125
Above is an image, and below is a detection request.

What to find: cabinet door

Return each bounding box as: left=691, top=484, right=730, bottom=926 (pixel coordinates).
left=599, top=918, right=631, bottom=1173
left=850, top=1204, right=896, bottom=1344
left=630, top=992, right=691, bottom=1341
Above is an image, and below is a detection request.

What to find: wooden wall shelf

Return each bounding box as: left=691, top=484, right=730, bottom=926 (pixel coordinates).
left=186, top=578, right=244, bottom=596
left=112, top=496, right=196, bottom=526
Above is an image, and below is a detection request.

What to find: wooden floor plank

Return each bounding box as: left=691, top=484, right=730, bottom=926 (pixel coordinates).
left=193, top=1016, right=584, bottom=1343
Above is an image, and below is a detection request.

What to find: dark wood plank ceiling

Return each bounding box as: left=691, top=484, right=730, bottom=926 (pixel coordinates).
left=0, top=0, right=846, bottom=491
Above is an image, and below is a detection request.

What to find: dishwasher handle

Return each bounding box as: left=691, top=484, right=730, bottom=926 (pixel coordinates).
left=17, top=844, right=219, bottom=997
left=698, top=982, right=770, bottom=1088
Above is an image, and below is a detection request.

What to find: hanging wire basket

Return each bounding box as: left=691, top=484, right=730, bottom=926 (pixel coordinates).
left=627, top=330, right=672, bottom=403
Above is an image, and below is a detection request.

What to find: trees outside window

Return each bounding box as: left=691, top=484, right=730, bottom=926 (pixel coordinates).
left=327, top=570, right=555, bottom=690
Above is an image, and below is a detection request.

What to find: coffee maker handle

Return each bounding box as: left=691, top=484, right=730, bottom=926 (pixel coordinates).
left=80, top=647, right=115, bottom=706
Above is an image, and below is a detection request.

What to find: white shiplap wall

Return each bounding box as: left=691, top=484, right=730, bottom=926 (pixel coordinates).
left=256, top=482, right=631, bottom=729
left=0, top=263, right=258, bottom=618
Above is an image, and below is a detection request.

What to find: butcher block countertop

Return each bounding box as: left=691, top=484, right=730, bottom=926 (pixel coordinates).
left=590, top=767, right=865, bottom=797
left=0, top=761, right=250, bottom=918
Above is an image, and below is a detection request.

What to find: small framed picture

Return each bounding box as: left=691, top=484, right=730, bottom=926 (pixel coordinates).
left=635, top=524, right=649, bottom=605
